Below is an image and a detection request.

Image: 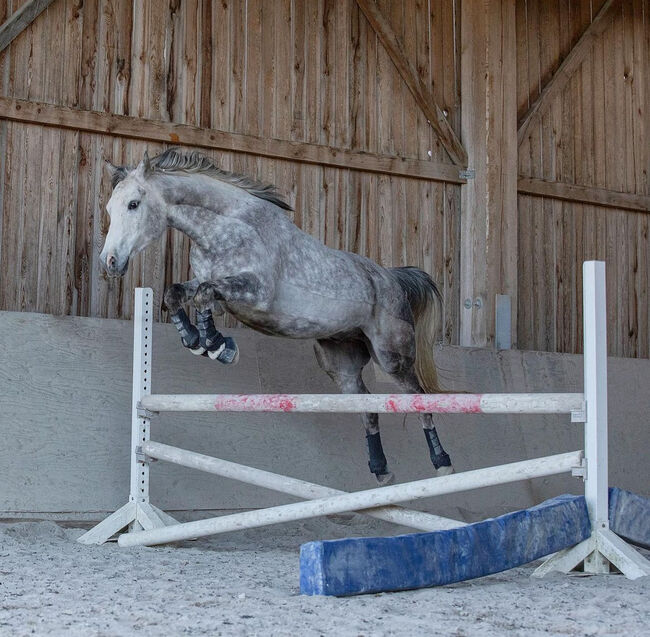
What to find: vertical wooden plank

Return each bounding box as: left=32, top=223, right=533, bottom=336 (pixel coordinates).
left=622, top=0, right=641, bottom=358
left=534, top=0, right=554, bottom=352
left=440, top=0, right=459, bottom=140
left=0, top=0, right=10, bottom=287
left=291, top=0, right=306, bottom=141
left=0, top=121, right=18, bottom=311
left=364, top=1, right=377, bottom=154
left=444, top=183, right=460, bottom=345
left=346, top=169, right=362, bottom=254
left=246, top=0, right=262, bottom=137
left=17, top=1, right=46, bottom=312
left=414, top=0, right=431, bottom=160
left=601, top=7, right=617, bottom=355
left=632, top=0, right=648, bottom=357
left=488, top=0, right=518, bottom=347
left=275, top=0, right=295, bottom=228
left=304, top=0, right=322, bottom=145
left=460, top=0, right=486, bottom=345
left=515, top=0, right=531, bottom=349
left=323, top=167, right=340, bottom=250
left=320, top=0, right=336, bottom=147
left=230, top=0, right=246, bottom=133
left=334, top=0, right=350, bottom=151
left=610, top=4, right=627, bottom=357
left=211, top=0, right=230, bottom=130
left=429, top=0, right=445, bottom=160
left=375, top=175, right=390, bottom=267
left=460, top=0, right=517, bottom=347
left=388, top=0, right=404, bottom=157
left=578, top=2, right=597, bottom=354
left=349, top=0, right=363, bottom=151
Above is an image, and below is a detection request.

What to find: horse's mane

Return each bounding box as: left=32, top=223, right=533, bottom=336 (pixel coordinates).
left=150, top=148, right=293, bottom=211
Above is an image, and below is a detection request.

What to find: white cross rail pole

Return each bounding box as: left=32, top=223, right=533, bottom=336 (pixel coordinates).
left=582, top=260, right=610, bottom=573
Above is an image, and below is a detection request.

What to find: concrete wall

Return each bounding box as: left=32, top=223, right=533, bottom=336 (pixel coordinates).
left=1, top=310, right=648, bottom=523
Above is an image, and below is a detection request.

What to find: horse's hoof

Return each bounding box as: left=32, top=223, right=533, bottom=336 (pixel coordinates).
left=436, top=465, right=455, bottom=476
left=189, top=346, right=206, bottom=356
left=208, top=337, right=239, bottom=365
left=375, top=471, right=395, bottom=486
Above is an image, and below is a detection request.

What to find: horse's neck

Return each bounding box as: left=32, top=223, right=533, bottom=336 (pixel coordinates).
left=163, top=175, right=255, bottom=245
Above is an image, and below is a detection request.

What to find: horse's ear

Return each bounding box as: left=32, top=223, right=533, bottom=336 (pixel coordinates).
left=104, top=159, right=128, bottom=189
left=135, top=151, right=153, bottom=178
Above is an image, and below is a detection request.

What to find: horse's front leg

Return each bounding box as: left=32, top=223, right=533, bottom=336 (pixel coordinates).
left=191, top=277, right=264, bottom=365
left=163, top=279, right=207, bottom=356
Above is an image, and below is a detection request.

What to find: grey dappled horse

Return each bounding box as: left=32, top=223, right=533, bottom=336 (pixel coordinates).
left=100, top=149, right=453, bottom=484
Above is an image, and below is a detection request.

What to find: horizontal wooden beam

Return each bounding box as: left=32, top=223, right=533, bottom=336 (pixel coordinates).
left=0, top=97, right=465, bottom=184
left=356, top=0, right=468, bottom=167
left=517, top=0, right=619, bottom=146
left=0, top=0, right=57, bottom=54
left=518, top=178, right=650, bottom=213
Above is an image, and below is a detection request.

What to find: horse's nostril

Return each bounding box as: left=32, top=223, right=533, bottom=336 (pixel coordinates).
left=107, top=254, right=116, bottom=268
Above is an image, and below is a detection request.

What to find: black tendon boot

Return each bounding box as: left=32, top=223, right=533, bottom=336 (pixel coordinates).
left=424, top=427, right=454, bottom=475
left=170, top=308, right=204, bottom=355
left=366, top=432, right=394, bottom=485
left=196, top=309, right=239, bottom=364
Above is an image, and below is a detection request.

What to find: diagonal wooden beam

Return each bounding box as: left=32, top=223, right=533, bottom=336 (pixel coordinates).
left=355, top=0, right=467, bottom=167
left=518, top=177, right=650, bottom=213
left=517, top=0, right=619, bottom=146
left=0, top=0, right=57, bottom=54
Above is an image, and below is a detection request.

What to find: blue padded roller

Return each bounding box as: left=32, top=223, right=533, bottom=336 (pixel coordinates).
left=300, top=494, right=591, bottom=596
left=609, top=487, right=650, bottom=549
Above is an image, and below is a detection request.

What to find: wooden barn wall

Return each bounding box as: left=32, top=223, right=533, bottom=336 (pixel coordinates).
left=0, top=0, right=461, bottom=343
left=517, top=0, right=650, bottom=358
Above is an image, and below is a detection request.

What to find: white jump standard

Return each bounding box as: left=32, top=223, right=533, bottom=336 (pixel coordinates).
left=78, top=261, right=650, bottom=589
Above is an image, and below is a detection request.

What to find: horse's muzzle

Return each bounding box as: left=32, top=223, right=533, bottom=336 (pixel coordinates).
left=102, top=253, right=129, bottom=277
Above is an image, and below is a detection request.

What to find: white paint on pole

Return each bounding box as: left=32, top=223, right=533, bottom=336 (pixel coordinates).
left=142, top=441, right=464, bottom=532
left=118, top=451, right=582, bottom=547
left=140, top=392, right=584, bottom=415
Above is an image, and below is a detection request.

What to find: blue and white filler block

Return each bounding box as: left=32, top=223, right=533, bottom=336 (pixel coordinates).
left=300, top=488, right=650, bottom=596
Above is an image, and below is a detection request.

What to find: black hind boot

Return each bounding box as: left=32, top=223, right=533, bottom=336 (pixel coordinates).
left=424, top=427, right=454, bottom=475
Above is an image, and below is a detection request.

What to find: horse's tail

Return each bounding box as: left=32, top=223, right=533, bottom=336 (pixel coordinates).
left=391, top=266, right=445, bottom=393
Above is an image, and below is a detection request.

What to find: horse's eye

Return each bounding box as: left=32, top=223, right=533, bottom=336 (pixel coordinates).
left=128, top=200, right=140, bottom=210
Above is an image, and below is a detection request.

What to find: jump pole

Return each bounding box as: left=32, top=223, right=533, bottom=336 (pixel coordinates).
left=141, top=440, right=464, bottom=532
left=118, top=451, right=582, bottom=547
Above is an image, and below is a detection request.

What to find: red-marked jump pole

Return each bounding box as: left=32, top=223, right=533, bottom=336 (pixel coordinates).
left=140, top=392, right=584, bottom=415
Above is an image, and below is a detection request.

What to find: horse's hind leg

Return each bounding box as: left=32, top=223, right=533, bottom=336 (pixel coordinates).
left=392, top=368, right=453, bottom=475
left=367, top=328, right=453, bottom=476
left=314, top=339, right=395, bottom=486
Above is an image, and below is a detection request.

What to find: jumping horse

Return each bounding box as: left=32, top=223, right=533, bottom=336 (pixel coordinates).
left=100, top=149, right=453, bottom=484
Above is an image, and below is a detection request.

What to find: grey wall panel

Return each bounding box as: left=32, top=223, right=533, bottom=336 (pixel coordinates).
left=0, top=310, right=648, bottom=523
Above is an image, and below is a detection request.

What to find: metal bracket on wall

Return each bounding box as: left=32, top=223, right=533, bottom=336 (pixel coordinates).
left=463, top=297, right=482, bottom=310
left=495, top=294, right=512, bottom=350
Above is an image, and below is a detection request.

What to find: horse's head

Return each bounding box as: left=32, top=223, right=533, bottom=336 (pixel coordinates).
left=100, top=152, right=167, bottom=277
